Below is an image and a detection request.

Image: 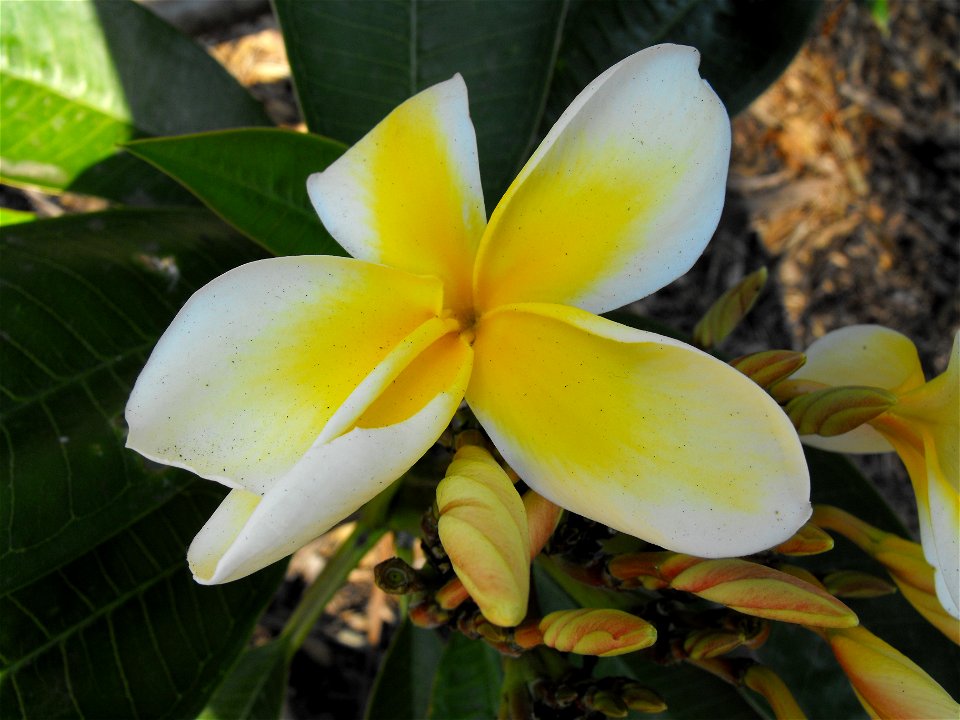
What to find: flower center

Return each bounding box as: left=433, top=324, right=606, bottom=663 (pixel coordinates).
left=442, top=308, right=477, bottom=346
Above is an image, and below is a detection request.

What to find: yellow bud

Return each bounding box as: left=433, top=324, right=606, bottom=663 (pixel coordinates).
left=743, top=665, right=808, bottom=720
left=774, top=522, right=835, bottom=556
left=824, top=626, right=959, bottom=719
left=539, top=608, right=657, bottom=657
left=693, top=267, right=768, bottom=348
left=730, top=350, right=807, bottom=390
left=436, top=446, right=531, bottom=627
left=786, top=386, right=897, bottom=437
left=669, top=558, right=858, bottom=628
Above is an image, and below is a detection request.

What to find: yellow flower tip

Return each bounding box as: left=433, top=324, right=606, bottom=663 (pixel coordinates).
left=787, top=386, right=899, bottom=437
left=693, top=266, right=768, bottom=349
left=894, top=581, right=960, bottom=645
left=539, top=608, right=657, bottom=657
left=670, top=558, right=858, bottom=628
left=743, top=665, right=808, bottom=720
left=822, top=571, right=897, bottom=599
left=774, top=522, right=835, bottom=556
left=825, top=626, right=960, bottom=720
left=436, top=445, right=531, bottom=627
left=730, top=350, right=807, bottom=391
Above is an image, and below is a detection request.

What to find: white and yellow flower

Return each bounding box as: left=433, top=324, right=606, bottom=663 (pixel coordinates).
left=792, top=326, right=959, bottom=619
left=126, top=45, right=810, bottom=586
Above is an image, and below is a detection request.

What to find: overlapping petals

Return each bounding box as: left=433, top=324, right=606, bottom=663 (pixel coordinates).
left=792, top=326, right=959, bottom=617
left=127, top=43, right=811, bottom=588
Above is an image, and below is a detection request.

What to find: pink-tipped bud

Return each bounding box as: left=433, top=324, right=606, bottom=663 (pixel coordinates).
left=774, top=522, right=835, bottom=556
left=539, top=608, right=657, bottom=657
left=824, top=626, right=959, bottom=719
left=786, top=386, right=897, bottom=437
left=693, top=267, right=768, bottom=349
left=730, top=350, right=807, bottom=390
left=669, top=558, right=858, bottom=628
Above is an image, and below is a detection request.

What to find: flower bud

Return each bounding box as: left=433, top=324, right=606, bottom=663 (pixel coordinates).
left=436, top=445, right=531, bottom=626
left=773, top=522, right=835, bottom=556
left=621, top=684, right=667, bottom=713
left=823, top=626, right=959, bottom=719
left=669, top=558, right=858, bottom=628
left=813, top=505, right=959, bottom=642
left=683, top=629, right=745, bottom=660
left=693, top=267, right=767, bottom=348
left=539, top=608, right=657, bottom=656
left=743, top=665, right=808, bottom=719
left=786, top=386, right=897, bottom=437
left=822, top=570, right=896, bottom=599
left=583, top=688, right=629, bottom=718
left=730, top=350, right=807, bottom=390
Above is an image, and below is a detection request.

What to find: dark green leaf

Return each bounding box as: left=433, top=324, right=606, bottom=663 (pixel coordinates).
left=428, top=632, right=502, bottom=719
left=199, top=641, right=290, bottom=720
left=546, top=0, right=820, bottom=125
left=0, top=483, right=286, bottom=720
left=273, top=0, right=568, bottom=204
left=364, top=619, right=445, bottom=720
left=756, top=448, right=960, bottom=719
left=0, top=0, right=269, bottom=205
left=125, top=129, right=346, bottom=257
left=0, top=208, right=265, bottom=594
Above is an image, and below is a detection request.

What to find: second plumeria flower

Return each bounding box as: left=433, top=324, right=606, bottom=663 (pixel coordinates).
left=126, top=44, right=811, bottom=585
left=789, top=326, right=959, bottom=618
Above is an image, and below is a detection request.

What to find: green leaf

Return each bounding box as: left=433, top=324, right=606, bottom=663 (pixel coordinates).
left=0, top=482, right=287, bottom=720
left=273, top=0, right=568, bottom=204
left=199, top=641, right=290, bottom=720
left=364, top=620, right=445, bottom=720
left=0, top=0, right=269, bottom=205
left=0, top=208, right=265, bottom=594
left=0, top=208, right=34, bottom=226
left=546, top=0, right=820, bottom=123
left=125, top=129, right=347, bottom=257
left=756, top=448, right=960, bottom=719
left=428, top=633, right=502, bottom=719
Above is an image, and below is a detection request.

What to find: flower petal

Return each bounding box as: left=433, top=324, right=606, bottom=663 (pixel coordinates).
left=794, top=325, right=925, bottom=454
left=308, top=75, right=485, bottom=316
left=468, top=303, right=810, bottom=557
left=187, top=332, right=473, bottom=584
left=126, top=256, right=442, bottom=492
left=473, top=44, right=730, bottom=315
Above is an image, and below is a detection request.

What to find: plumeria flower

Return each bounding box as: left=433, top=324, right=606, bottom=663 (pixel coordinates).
left=791, top=325, right=959, bottom=618
left=126, top=44, right=810, bottom=586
